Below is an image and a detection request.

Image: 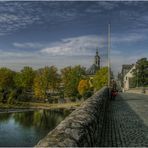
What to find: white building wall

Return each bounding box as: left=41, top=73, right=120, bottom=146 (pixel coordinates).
left=123, top=65, right=135, bottom=91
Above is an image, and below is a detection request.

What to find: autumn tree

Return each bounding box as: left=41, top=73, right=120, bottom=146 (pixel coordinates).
left=61, top=65, right=86, bottom=99
left=34, top=73, right=45, bottom=99
left=78, top=79, right=90, bottom=97
left=33, top=66, right=60, bottom=99
left=93, top=67, right=108, bottom=91
left=34, top=67, right=50, bottom=99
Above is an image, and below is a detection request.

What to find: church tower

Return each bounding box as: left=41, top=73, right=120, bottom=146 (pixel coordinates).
left=86, top=49, right=101, bottom=75
left=94, top=49, right=100, bottom=69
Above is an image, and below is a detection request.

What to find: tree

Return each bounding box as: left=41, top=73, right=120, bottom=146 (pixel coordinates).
left=14, top=66, right=35, bottom=91
left=0, top=67, right=15, bottom=90
left=0, top=68, right=15, bottom=103
left=132, top=58, right=148, bottom=87
left=48, top=66, right=60, bottom=93
left=78, top=79, right=90, bottom=97
left=33, top=67, right=50, bottom=99
left=33, top=73, right=45, bottom=99
left=93, top=67, right=108, bottom=91
left=61, top=65, right=86, bottom=99
left=33, top=66, right=60, bottom=99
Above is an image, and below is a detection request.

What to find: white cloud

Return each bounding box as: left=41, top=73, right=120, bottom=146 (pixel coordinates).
left=98, top=1, right=119, bottom=10
left=0, top=49, right=96, bottom=72
left=0, top=50, right=34, bottom=58
left=40, top=35, right=106, bottom=56
left=112, top=33, right=145, bottom=43
left=0, top=14, right=19, bottom=23
left=0, top=13, right=40, bottom=35
left=13, top=42, right=43, bottom=48
left=0, top=35, right=108, bottom=71
left=0, top=2, right=42, bottom=35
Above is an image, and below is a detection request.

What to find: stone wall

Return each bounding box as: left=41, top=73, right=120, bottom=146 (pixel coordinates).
left=36, top=86, right=109, bottom=147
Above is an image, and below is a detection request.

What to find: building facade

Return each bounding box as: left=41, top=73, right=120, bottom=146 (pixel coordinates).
left=120, top=64, right=134, bottom=87
left=123, top=65, right=135, bottom=91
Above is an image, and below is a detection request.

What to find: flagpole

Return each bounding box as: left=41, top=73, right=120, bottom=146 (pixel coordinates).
left=108, top=23, right=111, bottom=87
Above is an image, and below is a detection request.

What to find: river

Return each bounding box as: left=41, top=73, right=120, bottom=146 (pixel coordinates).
left=0, top=109, right=69, bottom=147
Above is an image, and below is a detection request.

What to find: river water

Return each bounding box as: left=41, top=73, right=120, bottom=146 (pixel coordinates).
left=0, top=109, right=69, bottom=147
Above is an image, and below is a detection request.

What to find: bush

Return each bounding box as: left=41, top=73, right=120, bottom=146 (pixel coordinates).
left=0, top=92, right=2, bottom=102
left=77, top=94, right=82, bottom=100
left=83, top=91, right=93, bottom=100
left=17, top=93, right=30, bottom=102
left=8, top=97, right=14, bottom=104
left=8, top=90, right=17, bottom=104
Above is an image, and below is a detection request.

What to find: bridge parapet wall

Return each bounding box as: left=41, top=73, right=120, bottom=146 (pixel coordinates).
left=36, top=87, right=109, bottom=147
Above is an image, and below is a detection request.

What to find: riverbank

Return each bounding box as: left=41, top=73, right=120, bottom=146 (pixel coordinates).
left=0, top=101, right=82, bottom=113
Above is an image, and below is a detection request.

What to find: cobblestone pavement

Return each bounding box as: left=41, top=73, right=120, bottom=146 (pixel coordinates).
left=98, top=93, right=148, bottom=147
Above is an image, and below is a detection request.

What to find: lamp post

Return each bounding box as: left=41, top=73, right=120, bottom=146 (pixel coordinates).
left=141, top=65, right=145, bottom=93
left=136, top=69, right=139, bottom=88
left=108, top=23, right=111, bottom=88
left=107, top=23, right=111, bottom=99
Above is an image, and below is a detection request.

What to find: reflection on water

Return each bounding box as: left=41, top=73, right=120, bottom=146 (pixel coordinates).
left=0, top=109, right=70, bottom=147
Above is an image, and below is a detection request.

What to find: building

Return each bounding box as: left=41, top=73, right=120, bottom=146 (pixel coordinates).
left=123, top=65, right=135, bottom=91
left=121, top=64, right=134, bottom=79
left=86, top=49, right=100, bottom=75
left=120, top=64, right=134, bottom=87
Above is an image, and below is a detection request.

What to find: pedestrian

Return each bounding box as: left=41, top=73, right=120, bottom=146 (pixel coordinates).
left=110, top=80, right=117, bottom=100
left=111, top=88, right=117, bottom=100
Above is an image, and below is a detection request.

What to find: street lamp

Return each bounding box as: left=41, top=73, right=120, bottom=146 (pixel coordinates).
left=108, top=23, right=111, bottom=88
left=141, top=65, right=145, bottom=93
left=136, top=69, right=139, bottom=88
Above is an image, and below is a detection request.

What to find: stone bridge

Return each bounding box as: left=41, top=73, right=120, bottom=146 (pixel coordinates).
left=36, top=87, right=148, bottom=147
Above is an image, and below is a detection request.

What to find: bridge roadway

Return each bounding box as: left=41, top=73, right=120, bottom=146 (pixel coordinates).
left=98, top=92, right=148, bottom=147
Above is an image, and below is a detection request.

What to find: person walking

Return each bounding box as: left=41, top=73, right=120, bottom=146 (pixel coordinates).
left=110, top=80, right=117, bottom=100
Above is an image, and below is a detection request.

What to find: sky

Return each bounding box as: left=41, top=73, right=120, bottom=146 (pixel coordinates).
left=0, top=1, right=148, bottom=75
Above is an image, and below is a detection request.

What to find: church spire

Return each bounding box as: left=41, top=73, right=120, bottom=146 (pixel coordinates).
left=94, top=48, right=100, bottom=69
left=96, top=48, right=98, bottom=55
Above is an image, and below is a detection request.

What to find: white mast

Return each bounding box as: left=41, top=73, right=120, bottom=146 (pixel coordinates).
left=108, top=23, right=111, bottom=87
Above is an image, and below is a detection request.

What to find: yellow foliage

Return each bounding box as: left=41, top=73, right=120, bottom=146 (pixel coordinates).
left=33, top=75, right=46, bottom=99
left=93, top=67, right=108, bottom=91
left=78, top=79, right=90, bottom=96
left=33, top=66, right=60, bottom=99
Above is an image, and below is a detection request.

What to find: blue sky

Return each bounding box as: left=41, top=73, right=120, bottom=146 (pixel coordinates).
left=0, top=1, right=148, bottom=75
